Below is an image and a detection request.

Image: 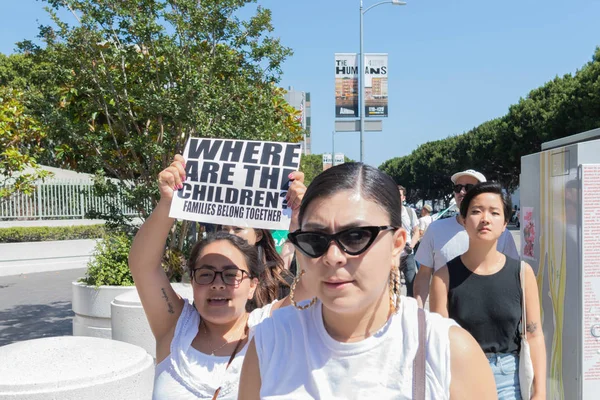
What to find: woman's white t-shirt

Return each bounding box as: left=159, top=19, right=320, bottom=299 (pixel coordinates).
left=153, top=299, right=274, bottom=399
left=254, top=296, right=458, bottom=400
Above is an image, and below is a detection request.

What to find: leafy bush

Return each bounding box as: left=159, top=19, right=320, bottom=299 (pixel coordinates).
left=79, top=231, right=134, bottom=287
left=0, top=224, right=106, bottom=243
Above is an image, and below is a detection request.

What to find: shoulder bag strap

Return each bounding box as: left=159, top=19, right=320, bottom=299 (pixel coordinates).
left=520, top=260, right=527, bottom=337
left=413, top=307, right=427, bottom=400
left=211, top=330, right=247, bottom=400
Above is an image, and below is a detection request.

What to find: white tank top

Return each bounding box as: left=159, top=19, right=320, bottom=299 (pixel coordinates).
left=153, top=299, right=273, bottom=399
left=254, top=296, right=458, bottom=399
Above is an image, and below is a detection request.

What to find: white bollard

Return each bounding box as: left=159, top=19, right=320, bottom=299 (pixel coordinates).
left=0, top=336, right=154, bottom=399
left=72, top=281, right=136, bottom=338
left=111, top=283, right=194, bottom=358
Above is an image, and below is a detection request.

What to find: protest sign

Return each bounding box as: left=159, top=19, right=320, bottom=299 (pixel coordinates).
left=169, top=138, right=302, bottom=230
left=271, top=230, right=289, bottom=254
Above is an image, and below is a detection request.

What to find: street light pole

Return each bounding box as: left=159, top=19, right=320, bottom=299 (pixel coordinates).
left=332, top=130, right=335, bottom=157
left=359, top=0, right=406, bottom=163
left=359, top=1, right=365, bottom=163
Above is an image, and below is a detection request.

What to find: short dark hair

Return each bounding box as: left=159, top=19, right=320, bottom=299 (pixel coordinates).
left=299, top=162, right=402, bottom=228
left=459, top=182, right=512, bottom=223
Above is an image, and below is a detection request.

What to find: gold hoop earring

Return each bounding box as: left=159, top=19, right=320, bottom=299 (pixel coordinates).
left=393, top=266, right=401, bottom=313
left=388, top=268, right=394, bottom=312
left=389, top=266, right=401, bottom=314
left=290, top=270, right=317, bottom=310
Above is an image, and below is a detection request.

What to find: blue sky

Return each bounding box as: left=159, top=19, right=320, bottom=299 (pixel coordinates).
left=2, top=0, right=600, bottom=167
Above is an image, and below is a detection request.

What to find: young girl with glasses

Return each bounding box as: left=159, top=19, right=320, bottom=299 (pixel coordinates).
left=128, top=155, right=309, bottom=399
left=216, top=226, right=296, bottom=300
left=239, top=162, right=497, bottom=399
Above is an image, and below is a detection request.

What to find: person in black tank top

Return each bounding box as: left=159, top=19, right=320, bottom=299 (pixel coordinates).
left=429, top=182, right=547, bottom=400
left=446, top=255, right=521, bottom=354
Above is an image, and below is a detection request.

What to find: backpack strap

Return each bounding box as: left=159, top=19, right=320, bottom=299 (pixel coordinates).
left=408, top=206, right=416, bottom=228
left=412, top=307, right=426, bottom=400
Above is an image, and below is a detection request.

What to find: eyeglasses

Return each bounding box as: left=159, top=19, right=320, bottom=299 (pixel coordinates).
left=288, top=225, right=397, bottom=259
left=191, top=267, right=249, bottom=286
left=453, top=183, right=475, bottom=194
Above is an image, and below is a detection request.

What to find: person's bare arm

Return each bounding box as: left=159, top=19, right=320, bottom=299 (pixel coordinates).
left=413, top=264, right=433, bottom=308
left=410, top=224, right=421, bottom=248
left=430, top=266, right=449, bottom=317
left=128, top=156, right=186, bottom=343
left=523, top=262, right=546, bottom=399
left=449, top=326, right=497, bottom=399
left=281, top=171, right=306, bottom=270
left=238, top=339, right=262, bottom=400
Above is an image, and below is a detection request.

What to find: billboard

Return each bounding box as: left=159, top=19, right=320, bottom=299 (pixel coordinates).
left=364, top=53, right=388, bottom=117
left=334, top=153, right=345, bottom=166
left=335, top=53, right=359, bottom=118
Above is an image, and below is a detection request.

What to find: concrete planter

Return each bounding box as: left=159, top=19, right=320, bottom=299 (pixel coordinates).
left=0, top=336, right=154, bottom=399
left=111, top=283, right=194, bottom=358
left=72, top=281, right=136, bottom=338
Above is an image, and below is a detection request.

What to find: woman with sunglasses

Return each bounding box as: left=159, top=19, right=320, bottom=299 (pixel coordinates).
left=430, top=182, right=546, bottom=399
left=239, top=162, right=496, bottom=399
left=128, top=155, right=308, bottom=399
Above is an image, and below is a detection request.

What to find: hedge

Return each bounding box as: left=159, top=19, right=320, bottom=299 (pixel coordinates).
left=0, top=224, right=106, bottom=243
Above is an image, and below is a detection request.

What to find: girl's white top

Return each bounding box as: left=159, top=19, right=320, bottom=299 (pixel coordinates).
left=153, top=299, right=274, bottom=399
left=255, top=296, right=458, bottom=400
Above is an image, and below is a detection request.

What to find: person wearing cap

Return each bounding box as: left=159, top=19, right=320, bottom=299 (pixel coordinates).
left=418, top=204, right=434, bottom=238
left=413, top=169, right=519, bottom=308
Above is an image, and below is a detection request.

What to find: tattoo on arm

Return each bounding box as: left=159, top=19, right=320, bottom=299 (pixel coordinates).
left=526, top=321, right=537, bottom=334
left=161, top=288, right=175, bottom=314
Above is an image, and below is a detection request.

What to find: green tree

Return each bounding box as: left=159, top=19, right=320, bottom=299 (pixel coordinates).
left=0, top=87, right=52, bottom=202
left=299, top=154, right=322, bottom=187
left=19, top=0, right=302, bottom=250
left=381, top=47, right=600, bottom=195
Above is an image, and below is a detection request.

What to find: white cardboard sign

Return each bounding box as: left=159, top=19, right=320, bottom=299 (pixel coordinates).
left=169, top=137, right=302, bottom=230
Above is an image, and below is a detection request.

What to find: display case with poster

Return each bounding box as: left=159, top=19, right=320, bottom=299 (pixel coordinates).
left=520, top=127, right=600, bottom=399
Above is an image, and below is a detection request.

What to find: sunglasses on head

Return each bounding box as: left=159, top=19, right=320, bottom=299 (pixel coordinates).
left=287, top=225, right=397, bottom=259
left=453, top=183, right=475, bottom=194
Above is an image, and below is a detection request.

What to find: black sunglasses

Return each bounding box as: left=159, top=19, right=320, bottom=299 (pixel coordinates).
left=453, top=183, right=475, bottom=194
left=288, top=225, right=397, bottom=259
left=191, top=267, right=249, bottom=286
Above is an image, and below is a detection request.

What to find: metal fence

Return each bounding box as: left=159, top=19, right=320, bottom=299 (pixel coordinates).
left=0, top=179, right=141, bottom=220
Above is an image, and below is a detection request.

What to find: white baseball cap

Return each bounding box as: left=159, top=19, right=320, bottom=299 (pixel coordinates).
left=450, top=169, right=487, bottom=184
